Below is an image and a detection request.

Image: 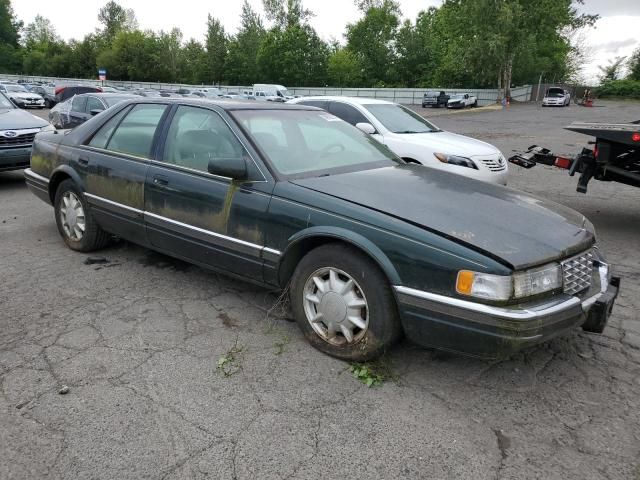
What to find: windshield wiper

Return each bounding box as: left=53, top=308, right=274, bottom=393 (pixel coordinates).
left=394, top=130, right=432, bottom=134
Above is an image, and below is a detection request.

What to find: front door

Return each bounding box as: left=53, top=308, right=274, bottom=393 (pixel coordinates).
left=144, top=105, right=272, bottom=282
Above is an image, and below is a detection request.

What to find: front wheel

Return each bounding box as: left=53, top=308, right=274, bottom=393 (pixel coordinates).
left=54, top=179, right=110, bottom=252
left=290, top=243, right=402, bottom=361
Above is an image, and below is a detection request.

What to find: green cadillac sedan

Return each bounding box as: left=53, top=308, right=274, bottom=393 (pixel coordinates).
left=24, top=98, right=619, bottom=360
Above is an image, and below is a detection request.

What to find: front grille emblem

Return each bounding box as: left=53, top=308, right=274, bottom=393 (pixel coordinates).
left=1, top=131, right=18, bottom=138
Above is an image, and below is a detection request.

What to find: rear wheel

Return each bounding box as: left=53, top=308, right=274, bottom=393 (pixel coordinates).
left=54, top=179, right=110, bottom=252
left=290, top=243, right=402, bottom=361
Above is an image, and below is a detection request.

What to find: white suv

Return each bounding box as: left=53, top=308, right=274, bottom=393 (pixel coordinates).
left=288, top=96, right=508, bottom=185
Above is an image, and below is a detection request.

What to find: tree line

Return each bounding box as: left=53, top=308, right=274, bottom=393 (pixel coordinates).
left=1, top=0, right=600, bottom=97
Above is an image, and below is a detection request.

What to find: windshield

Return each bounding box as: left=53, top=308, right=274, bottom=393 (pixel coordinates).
left=364, top=104, right=440, bottom=134
left=6, top=85, right=27, bottom=93
left=450, top=94, right=464, bottom=100
left=0, top=93, right=15, bottom=108
left=233, top=109, right=399, bottom=178
left=546, top=88, right=564, bottom=97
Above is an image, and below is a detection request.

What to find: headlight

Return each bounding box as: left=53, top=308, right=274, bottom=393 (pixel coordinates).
left=40, top=124, right=55, bottom=132
left=434, top=152, right=478, bottom=169
left=457, top=263, right=562, bottom=301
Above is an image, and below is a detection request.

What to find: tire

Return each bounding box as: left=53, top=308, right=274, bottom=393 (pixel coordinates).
left=54, top=179, right=110, bottom=252
left=45, top=99, right=51, bottom=109
left=473, top=100, right=478, bottom=108
left=289, top=243, right=402, bottom=361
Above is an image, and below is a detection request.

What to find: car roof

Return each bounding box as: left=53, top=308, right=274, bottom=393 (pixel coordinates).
left=114, top=97, right=318, bottom=111
left=290, top=96, right=394, bottom=106
left=76, top=93, right=139, bottom=98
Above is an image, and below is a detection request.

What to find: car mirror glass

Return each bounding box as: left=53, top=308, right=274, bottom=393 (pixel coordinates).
left=355, top=122, right=376, bottom=135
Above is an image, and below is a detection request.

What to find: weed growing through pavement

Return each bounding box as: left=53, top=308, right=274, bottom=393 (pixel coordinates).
left=217, top=337, right=244, bottom=378
left=273, top=333, right=291, bottom=355
left=349, top=356, right=397, bottom=387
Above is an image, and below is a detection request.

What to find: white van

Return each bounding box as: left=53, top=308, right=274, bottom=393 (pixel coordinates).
left=252, top=84, right=292, bottom=102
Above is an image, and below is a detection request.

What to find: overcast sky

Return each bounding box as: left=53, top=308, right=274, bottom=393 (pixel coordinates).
left=12, top=0, right=640, bottom=84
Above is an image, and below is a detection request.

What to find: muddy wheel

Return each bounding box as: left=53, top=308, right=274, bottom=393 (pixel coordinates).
left=290, top=243, right=402, bottom=361
left=54, top=179, right=110, bottom=252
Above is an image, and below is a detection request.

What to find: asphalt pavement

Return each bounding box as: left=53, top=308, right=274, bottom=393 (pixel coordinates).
left=1, top=101, right=639, bottom=480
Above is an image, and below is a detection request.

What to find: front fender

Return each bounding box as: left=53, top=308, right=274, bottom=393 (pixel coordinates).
left=280, top=226, right=402, bottom=285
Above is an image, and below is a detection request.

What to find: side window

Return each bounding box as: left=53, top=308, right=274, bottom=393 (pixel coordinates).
left=88, top=106, right=131, bottom=149
left=85, top=96, right=104, bottom=114
left=162, top=106, right=245, bottom=173
left=106, top=104, right=167, bottom=158
left=328, top=102, right=368, bottom=126
left=72, top=96, right=87, bottom=113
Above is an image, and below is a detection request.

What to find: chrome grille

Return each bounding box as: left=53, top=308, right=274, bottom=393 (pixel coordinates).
left=0, top=132, right=36, bottom=147
left=479, top=157, right=507, bottom=171
left=561, top=250, right=594, bottom=295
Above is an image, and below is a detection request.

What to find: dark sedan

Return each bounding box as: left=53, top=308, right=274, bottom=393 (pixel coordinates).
left=49, top=93, right=139, bottom=129
left=24, top=98, right=619, bottom=360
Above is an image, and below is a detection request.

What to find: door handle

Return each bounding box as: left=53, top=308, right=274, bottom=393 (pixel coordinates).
left=153, top=175, right=169, bottom=186
left=78, top=158, right=89, bottom=166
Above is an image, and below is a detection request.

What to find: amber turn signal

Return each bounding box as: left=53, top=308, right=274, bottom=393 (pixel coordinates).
left=456, top=270, right=475, bottom=295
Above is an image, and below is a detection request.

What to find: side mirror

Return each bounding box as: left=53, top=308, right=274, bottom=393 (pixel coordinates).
left=90, top=109, right=103, bottom=116
left=355, top=122, right=376, bottom=135
left=208, top=156, right=248, bottom=180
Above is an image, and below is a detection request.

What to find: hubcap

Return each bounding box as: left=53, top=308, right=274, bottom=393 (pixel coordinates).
left=59, top=191, right=86, bottom=241
left=302, top=267, right=369, bottom=346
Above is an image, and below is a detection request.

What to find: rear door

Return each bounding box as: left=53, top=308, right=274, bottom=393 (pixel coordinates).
left=144, top=104, right=273, bottom=281
left=68, top=96, right=88, bottom=128
left=79, top=103, right=169, bottom=243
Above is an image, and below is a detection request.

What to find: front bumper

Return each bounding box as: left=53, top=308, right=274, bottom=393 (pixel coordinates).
left=13, top=99, right=45, bottom=108
left=0, top=146, right=32, bottom=172
left=394, top=276, right=620, bottom=359
left=24, top=168, right=51, bottom=203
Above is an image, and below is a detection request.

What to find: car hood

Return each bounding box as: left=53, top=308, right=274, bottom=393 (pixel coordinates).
left=391, top=131, right=499, bottom=158
left=0, top=108, right=48, bottom=129
left=7, top=92, right=40, bottom=99
left=290, top=165, right=594, bottom=270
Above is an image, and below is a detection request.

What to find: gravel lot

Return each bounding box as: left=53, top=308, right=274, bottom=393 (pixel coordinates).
left=2, top=101, right=639, bottom=480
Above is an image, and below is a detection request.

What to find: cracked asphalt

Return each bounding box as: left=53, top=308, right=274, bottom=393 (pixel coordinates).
left=1, top=101, right=639, bottom=479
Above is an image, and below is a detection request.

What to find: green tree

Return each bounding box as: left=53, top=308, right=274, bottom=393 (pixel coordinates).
left=628, top=48, right=640, bottom=81
left=0, top=0, right=22, bottom=72
left=226, top=1, right=266, bottom=85
left=23, top=15, right=59, bottom=48
left=205, top=15, right=228, bottom=84
left=180, top=39, right=208, bottom=84
left=97, top=0, right=138, bottom=44
left=97, top=30, right=161, bottom=81
left=346, top=0, right=400, bottom=86
left=327, top=48, right=362, bottom=87
left=598, top=56, right=626, bottom=83
left=157, top=28, right=183, bottom=83
left=257, top=25, right=328, bottom=86
left=263, top=0, right=313, bottom=28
